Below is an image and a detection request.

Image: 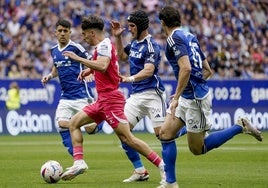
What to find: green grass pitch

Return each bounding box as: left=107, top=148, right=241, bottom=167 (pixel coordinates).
left=0, top=132, right=267, bottom=188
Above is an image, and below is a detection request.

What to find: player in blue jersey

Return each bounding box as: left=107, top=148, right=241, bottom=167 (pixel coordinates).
left=111, top=9, right=169, bottom=184
left=41, top=19, right=101, bottom=156
left=157, top=6, right=263, bottom=188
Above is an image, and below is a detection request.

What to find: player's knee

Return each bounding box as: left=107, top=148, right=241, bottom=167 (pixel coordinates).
left=189, top=146, right=202, bottom=155
left=86, top=122, right=103, bottom=135
left=158, top=130, right=175, bottom=141
left=58, top=120, right=69, bottom=129
left=85, top=125, right=98, bottom=134
left=159, top=137, right=175, bottom=144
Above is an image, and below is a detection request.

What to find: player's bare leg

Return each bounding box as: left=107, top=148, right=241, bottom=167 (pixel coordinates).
left=61, top=111, right=94, bottom=181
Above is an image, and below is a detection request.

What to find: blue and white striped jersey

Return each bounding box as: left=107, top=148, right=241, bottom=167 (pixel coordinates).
left=50, top=40, right=94, bottom=100
left=165, top=29, right=209, bottom=100
left=124, top=35, right=165, bottom=93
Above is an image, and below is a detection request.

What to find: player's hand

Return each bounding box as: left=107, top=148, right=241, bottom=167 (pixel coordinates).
left=78, top=70, right=86, bottom=81
left=41, top=75, right=51, bottom=86
left=84, top=74, right=94, bottom=82
left=110, top=20, right=125, bottom=37
left=78, top=69, right=93, bottom=81
left=170, top=98, right=178, bottom=119
left=62, top=51, right=78, bottom=60
left=119, top=74, right=131, bottom=82
left=169, top=94, right=175, bottom=102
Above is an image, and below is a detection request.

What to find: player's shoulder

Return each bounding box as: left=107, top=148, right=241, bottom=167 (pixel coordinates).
left=168, top=29, right=194, bottom=46
left=175, top=29, right=196, bottom=40
left=144, top=35, right=161, bottom=52
left=100, top=38, right=112, bottom=46
left=98, top=38, right=112, bottom=51
left=69, top=41, right=86, bottom=51
left=50, top=43, right=58, bottom=51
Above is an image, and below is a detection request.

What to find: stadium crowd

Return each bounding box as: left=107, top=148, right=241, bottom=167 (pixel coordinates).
left=0, top=0, right=267, bottom=80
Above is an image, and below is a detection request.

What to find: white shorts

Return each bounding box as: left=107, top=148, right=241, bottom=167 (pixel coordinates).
left=167, top=93, right=212, bottom=133
left=124, top=89, right=166, bottom=128
left=55, top=98, right=93, bottom=131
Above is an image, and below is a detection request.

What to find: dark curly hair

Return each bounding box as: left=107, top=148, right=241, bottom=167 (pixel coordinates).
left=159, top=6, right=181, bottom=27
left=56, top=19, right=71, bottom=29
left=81, top=15, right=104, bottom=31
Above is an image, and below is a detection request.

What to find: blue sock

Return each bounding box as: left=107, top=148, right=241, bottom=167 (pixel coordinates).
left=161, top=140, right=177, bottom=184
left=175, top=126, right=187, bottom=138
left=59, top=130, right=73, bottom=156
left=121, top=141, right=143, bottom=169
left=95, top=121, right=103, bottom=133
left=204, top=125, right=242, bottom=153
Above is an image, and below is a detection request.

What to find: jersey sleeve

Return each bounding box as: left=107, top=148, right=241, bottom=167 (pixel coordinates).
left=145, top=41, right=160, bottom=65
left=74, top=43, right=91, bottom=60
left=97, top=39, right=112, bottom=58
left=124, top=43, right=131, bottom=56
left=168, top=34, right=188, bottom=62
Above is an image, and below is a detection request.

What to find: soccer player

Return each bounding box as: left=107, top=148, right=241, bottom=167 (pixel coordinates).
left=157, top=6, right=263, bottom=188
left=60, top=15, right=164, bottom=182
left=110, top=10, right=167, bottom=183
left=5, top=81, right=20, bottom=110
left=41, top=19, right=101, bottom=156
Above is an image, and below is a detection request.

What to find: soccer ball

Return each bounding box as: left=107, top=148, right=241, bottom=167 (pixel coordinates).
left=40, top=160, right=63, bottom=183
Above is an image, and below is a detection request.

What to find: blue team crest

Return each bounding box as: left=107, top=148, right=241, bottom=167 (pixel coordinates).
left=148, top=54, right=155, bottom=62
left=173, top=46, right=180, bottom=56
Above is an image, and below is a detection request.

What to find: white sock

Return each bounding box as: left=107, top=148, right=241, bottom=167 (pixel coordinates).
left=135, top=167, right=146, bottom=173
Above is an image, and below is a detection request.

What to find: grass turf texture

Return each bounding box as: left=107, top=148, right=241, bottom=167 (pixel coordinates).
left=0, top=132, right=267, bottom=188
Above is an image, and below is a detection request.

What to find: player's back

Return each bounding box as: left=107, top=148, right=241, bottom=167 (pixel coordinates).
left=166, top=29, right=209, bottom=99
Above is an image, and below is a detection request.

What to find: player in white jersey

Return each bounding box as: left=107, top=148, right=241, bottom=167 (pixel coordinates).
left=157, top=6, right=263, bottom=188
left=41, top=19, right=101, bottom=156
left=111, top=10, right=167, bottom=184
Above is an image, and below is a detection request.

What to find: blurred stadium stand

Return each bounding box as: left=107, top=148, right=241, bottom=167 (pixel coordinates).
left=0, top=0, right=267, bottom=80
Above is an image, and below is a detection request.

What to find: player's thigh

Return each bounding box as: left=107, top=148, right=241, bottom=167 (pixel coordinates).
left=70, top=110, right=95, bottom=129
left=114, top=122, right=133, bottom=142
left=56, top=98, right=89, bottom=120
left=145, top=91, right=166, bottom=128
left=182, top=96, right=211, bottom=132
left=124, top=95, right=143, bottom=127
left=55, top=100, right=74, bottom=121
left=71, top=98, right=92, bottom=112
left=184, top=99, right=210, bottom=152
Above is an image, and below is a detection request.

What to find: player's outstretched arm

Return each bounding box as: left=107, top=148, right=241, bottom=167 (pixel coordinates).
left=110, top=20, right=128, bottom=61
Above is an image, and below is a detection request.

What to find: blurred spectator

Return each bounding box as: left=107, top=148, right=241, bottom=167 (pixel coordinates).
left=241, top=63, right=254, bottom=79
left=253, top=64, right=268, bottom=79
left=0, top=0, right=267, bottom=80
left=7, top=13, right=20, bottom=36
left=5, top=81, right=20, bottom=110
left=8, top=64, right=20, bottom=78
